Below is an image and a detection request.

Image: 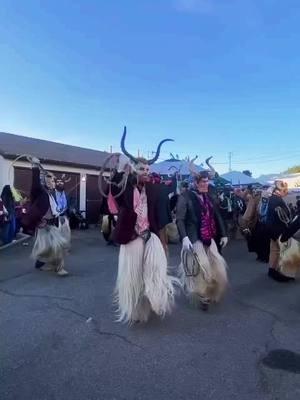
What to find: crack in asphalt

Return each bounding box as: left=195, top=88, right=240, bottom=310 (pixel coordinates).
left=0, top=271, right=34, bottom=284
left=233, top=296, right=289, bottom=397
left=233, top=296, right=286, bottom=324
left=0, top=288, right=72, bottom=301
left=55, top=304, right=143, bottom=350
left=255, top=319, right=280, bottom=398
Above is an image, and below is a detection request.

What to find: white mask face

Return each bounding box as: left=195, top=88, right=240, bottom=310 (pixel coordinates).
left=135, top=162, right=150, bottom=182
left=45, top=174, right=55, bottom=190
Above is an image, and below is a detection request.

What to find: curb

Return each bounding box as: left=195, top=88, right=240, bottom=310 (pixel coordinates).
left=0, top=234, right=31, bottom=251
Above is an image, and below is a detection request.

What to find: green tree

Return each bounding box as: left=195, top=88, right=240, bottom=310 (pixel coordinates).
left=285, top=165, right=300, bottom=174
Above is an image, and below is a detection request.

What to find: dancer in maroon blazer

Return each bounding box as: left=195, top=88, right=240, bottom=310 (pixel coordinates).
left=22, top=157, right=69, bottom=276
left=101, top=127, right=178, bottom=324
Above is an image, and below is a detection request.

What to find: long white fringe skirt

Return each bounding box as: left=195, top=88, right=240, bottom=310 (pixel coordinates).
left=31, top=222, right=69, bottom=269
left=180, top=239, right=228, bottom=304
left=58, top=216, right=71, bottom=251
left=115, top=233, right=178, bottom=324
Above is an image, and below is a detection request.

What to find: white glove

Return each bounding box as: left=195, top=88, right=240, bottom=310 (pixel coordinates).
left=30, top=156, right=40, bottom=166
left=182, top=236, right=193, bottom=251
left=220, top=237, right=228, bottom=248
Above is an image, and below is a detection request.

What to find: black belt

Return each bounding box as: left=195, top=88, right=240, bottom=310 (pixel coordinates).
left=46, top=218, right=58, bottom=226
left=139, top=229, right=151, bottom=243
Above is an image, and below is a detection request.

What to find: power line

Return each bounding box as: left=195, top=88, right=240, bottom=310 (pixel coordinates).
left=233, top=150, right=300, bottom=163
left=233, top=155, right=300, bottom=165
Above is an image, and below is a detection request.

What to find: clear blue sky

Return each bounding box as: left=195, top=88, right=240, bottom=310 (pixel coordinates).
left=1, top=0, right=300, bottom=177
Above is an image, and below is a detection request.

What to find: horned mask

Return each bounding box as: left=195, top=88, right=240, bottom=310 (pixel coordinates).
left=98, top=126, right=173, bottom=199
left=42, top=171, right=56, bottom=190
left=189, top=156, right=217, bottom=180
left=121, top=126, right=173, bottom=180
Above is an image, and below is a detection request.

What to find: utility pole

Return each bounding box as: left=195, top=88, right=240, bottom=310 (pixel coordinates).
left=228, top=152, right=232, bottom=172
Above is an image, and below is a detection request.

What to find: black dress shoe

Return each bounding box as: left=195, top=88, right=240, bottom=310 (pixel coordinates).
left=200, top=303, right=209, bottom=311
left=268, top=268, right=295, bottom=282
left=35, top=260, right=45, bottom=269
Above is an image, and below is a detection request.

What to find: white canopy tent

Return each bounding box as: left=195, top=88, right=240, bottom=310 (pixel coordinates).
left=221, top=171, right=261, bottom=186
left=150, top=160, right=205, bottom=176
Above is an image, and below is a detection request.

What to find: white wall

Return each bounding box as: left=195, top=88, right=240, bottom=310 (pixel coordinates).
left=285, top=174, right=300, bottom=189
left=267, top=174, right=300, bottom=189
left=0, top=158, right=103, bottom=212
left=0, top=156, right=14, bottom=192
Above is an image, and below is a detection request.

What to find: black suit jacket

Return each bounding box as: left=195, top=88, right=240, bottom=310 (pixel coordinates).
left=176, top=190, right=227, bottom=245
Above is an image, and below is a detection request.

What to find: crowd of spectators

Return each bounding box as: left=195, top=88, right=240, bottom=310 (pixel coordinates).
left=0, top=185, right=29, bottom=246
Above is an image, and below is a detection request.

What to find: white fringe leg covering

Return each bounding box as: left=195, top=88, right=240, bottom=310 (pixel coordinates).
left=31, top=225, right=68, bottom=268
left=115, top=237, right=147, bottom=324
left=143, top=233, right=177, bottom=317
left=180, top=240, right=228, bottom=304
left=115, top=233, right=177, bottom=324
left=58, top=216, right=71, bottom=251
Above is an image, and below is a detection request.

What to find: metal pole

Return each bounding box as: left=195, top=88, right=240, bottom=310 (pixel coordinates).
left=229, top=152, right=232, bottom=172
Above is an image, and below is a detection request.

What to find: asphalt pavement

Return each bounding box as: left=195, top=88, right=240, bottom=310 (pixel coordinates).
left=0, top=229, right=299, bottom=400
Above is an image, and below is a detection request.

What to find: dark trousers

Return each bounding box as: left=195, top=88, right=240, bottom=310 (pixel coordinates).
left=1, top=219, right=15, bottom=245
left=253, top=222, right=270, bottom=262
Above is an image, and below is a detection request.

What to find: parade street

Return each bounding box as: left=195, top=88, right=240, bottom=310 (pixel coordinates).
left=1, top=230, right=299, bottom=400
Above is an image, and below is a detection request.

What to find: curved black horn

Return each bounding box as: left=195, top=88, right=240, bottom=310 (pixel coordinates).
left=148, top=138, right=174, bottom=165
left=120, top=126, right=138, bottom=164
left=189, top=155, right=199, bottom=176
left=205, top=156, right=215, bottom=172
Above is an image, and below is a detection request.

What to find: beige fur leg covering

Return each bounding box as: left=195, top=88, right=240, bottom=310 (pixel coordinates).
left=58, top=216, right=71, bottom=250
left=279, top=238, right=300, bottom=278
left=206, top=239, right=228, bottom=302
left=180, top=240, right=212, bottom=303
left=32, top=225, right=68, bottom=265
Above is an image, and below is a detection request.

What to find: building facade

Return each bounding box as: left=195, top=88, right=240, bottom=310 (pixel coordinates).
left=0, top=132, right=110, bottom=224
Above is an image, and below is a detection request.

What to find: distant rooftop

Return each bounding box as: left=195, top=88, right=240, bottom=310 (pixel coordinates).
left=0, top=131, right=110, bottom=169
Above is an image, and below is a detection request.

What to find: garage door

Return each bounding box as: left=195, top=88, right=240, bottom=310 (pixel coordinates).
left=86, top=174, right=103, bottom=224
left=14, top=167, right=80, bottom=209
